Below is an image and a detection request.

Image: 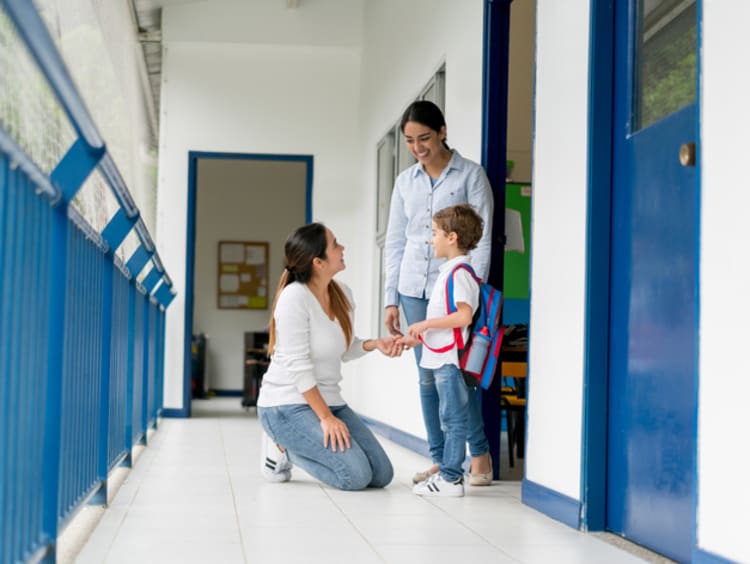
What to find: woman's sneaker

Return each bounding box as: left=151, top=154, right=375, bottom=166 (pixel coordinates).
left=260, top=431, right=292, bottom=483
left=413, top=473, right=465, bottom=497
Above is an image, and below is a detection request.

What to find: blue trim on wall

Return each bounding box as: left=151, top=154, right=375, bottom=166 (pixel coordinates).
left=693, top=547, right=737, bottom=564
left=183, top=151, right=313, bottom=418
left=580, top=0, right=615, bottom=532
left=358, top=415, right=430, bottom=459
left=211, top=390, right=243, bottom=397
left=160, top=407, right=190, bottom=418
left=522, top=479, right=581, bottom=530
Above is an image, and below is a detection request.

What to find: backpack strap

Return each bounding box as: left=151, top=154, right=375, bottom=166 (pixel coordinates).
left=419, top=263, right=481, bottom=353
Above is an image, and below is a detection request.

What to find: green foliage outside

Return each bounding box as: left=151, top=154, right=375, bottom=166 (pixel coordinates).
left=639, top=20, right=696, bottom=128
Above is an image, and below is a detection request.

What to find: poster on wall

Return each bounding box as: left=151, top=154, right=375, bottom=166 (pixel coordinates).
left=217, top=241, right=269, bottom=309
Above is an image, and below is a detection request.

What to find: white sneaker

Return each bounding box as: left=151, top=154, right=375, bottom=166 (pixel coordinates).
left=260, top=431, right=292, bottom=483
left=413, top=473, right=465, bottom=497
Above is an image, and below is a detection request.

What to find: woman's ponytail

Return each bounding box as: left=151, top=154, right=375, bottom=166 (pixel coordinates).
left=267, top=268, right=292, bottom=355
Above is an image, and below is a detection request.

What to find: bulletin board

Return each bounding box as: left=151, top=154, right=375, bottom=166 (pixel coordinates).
left=217, top=241, right=269, bottom=309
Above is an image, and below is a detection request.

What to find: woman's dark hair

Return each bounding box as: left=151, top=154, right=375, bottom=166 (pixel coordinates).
left=280, top=222, right=328, bottom=284
left=268, top=223, right=352, bottom=353
left=399, top=100, right=450, bottom=150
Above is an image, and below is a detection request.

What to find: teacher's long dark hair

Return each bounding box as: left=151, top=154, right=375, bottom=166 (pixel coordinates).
left=268, top=223, right=352, bottom=355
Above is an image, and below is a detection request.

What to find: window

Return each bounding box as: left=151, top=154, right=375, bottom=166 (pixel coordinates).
left=375, top=131, right=396, bottom=239
left=374, top=67, right=445, bottom=335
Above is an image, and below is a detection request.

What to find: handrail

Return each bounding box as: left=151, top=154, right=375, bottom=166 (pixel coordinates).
left=98, top=153, right=139, bottom=218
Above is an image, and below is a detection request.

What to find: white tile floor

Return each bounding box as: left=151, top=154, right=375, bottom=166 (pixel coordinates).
left=72, top=398, right=652, bottom=564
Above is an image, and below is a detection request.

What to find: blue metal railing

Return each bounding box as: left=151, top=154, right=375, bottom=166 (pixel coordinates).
left=108, top=260, right=132, bottom=471
left=131, top=285, right=146, bottom=448
left=0, top=1, right=176, bottom=562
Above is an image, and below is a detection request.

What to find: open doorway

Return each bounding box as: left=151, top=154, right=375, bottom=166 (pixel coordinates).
left=183, top=152, right=312, bottom=417
left=482, top=0, right=536, bottom=481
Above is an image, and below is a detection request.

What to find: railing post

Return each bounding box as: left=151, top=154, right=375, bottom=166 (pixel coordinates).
left=140, top=297, right=150, bottom=445
left=90, top=258, right=113, bottom=507
left=121, top=282, right=136, bottom=468
left=40, top=203, right=67, bottom=563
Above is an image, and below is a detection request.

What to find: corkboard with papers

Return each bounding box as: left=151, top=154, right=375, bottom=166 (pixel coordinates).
left=217, top=241, right=269, bottom=309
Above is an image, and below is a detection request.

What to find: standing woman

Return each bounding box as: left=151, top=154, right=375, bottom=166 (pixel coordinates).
left=384, top=100, right=494, bottom=485
left=258, top=223, right=396, bottom=490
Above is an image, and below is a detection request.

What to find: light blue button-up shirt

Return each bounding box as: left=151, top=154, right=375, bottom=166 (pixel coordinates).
left=384, top=149, right=494, bottom=307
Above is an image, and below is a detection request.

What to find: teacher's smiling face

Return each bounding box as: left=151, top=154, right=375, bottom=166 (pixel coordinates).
left=402, top=121, right=448, bottom=168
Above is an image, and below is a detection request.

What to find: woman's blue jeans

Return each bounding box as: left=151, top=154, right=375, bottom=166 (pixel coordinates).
left=400, top=294, right=489, bottom=465
left=258, top=404, right=393, bottom=490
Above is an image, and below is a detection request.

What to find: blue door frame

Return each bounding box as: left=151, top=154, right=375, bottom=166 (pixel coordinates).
left=580, top=0, right=615, bottom=531
left=164, top=151, right=313, bottom=418
left=481, top=0, right=511, bottom=480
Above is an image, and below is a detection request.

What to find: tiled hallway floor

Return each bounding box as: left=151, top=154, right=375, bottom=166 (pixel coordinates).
left=73, top=398, right=653, bottom=564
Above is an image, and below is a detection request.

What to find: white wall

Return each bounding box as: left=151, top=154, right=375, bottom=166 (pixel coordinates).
left=193, top=158, right=307, bottom=392
left=158, top=2, right=364, bottom=407
left=341, top=0, right=487, bottom=439
left=524, top=0, right=590, bottom=500
left=698, top=4, right=750, bottom=561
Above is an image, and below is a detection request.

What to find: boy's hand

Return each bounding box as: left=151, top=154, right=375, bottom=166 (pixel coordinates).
left=396, top=334, right=419, bottom=348
left=407, top=321, right=430, bottom=340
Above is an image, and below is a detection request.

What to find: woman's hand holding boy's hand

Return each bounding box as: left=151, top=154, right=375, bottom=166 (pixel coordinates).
left=374, top=335, right=403, bottom=357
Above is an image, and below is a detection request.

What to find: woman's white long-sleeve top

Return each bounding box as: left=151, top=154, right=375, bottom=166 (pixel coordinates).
left=257, top=281, right=367, bottom=408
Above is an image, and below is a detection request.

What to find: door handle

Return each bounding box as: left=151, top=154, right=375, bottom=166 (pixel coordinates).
left=679, top=143, right=696, bottom=167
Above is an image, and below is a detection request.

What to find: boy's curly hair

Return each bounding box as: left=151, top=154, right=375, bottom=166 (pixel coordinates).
left=433, top=204, right=484, bottom=252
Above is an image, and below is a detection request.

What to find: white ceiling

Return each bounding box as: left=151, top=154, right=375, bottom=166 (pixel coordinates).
left=130, top=0, right=362, bottom=122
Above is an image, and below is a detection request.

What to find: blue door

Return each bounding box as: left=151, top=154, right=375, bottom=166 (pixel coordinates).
left=607, top=1, right=698, bottom=561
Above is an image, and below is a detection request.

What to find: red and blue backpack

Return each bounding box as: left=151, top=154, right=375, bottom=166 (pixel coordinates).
left=420, top=263, right=504, bottom=389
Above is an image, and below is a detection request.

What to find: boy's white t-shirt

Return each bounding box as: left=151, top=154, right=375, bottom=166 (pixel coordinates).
left=419, top=255, right=480, bottom=370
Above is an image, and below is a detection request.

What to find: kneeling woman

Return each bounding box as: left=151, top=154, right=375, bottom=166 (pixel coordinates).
left=257, top=223, right=398, bottom=490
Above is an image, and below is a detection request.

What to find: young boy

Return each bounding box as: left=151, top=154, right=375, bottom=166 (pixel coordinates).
left=399, top=204, right=484, bottom=497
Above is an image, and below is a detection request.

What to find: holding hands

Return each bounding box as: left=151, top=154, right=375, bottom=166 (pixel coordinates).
left=385, top=305, right=421, bottom=350
left=395, top=323, right=424, bottom=349
left=370, top=335, right=405, bottom=357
